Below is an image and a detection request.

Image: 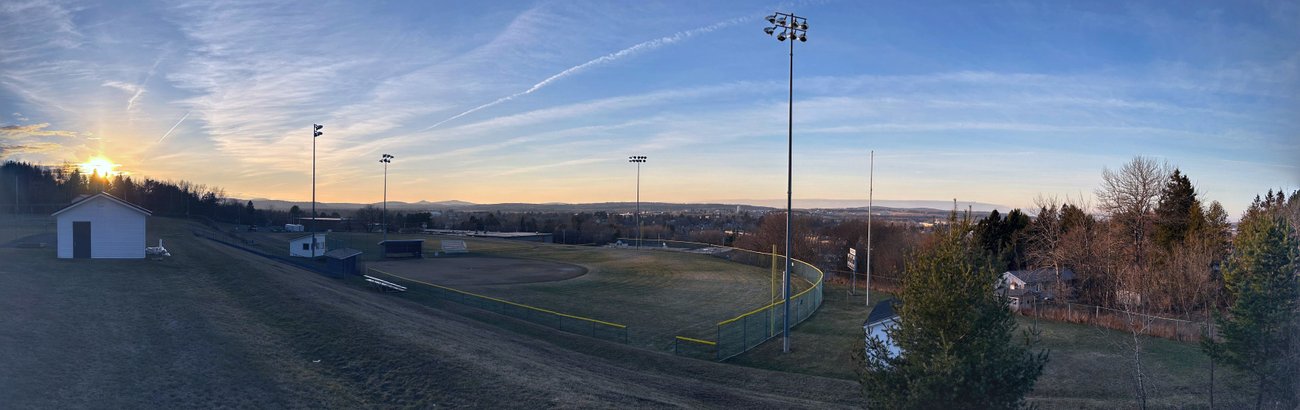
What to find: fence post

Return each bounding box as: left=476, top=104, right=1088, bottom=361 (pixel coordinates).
left=717, top=326, right=728, bottom=361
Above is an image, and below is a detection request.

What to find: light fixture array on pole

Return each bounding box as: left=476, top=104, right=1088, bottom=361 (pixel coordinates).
left=628, top=155, right=647, bottom=249
left=312, top=123, right=323, bottom=257
left=763, top=10, right=807, bottom=354
left=380, top=154, right=394, bottom=243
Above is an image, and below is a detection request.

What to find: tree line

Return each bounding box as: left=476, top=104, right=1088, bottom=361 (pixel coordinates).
left=861, top=156, right=1299, bottom=409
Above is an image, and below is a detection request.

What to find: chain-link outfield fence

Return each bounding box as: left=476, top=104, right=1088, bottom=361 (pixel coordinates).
left=367, top=267, right=630, bottom=344
left=635, top=239, right=825, bottom=361
left=1019, top=301, right=1205, bottom=341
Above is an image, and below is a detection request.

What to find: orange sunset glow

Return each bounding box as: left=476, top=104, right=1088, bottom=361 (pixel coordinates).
left=78, top=156, right=122, bottom=177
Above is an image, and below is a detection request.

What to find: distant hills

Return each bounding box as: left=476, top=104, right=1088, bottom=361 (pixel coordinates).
left=246, top=197, right=1007, bottom=214
left=722, top=199, right=1006, bottom=213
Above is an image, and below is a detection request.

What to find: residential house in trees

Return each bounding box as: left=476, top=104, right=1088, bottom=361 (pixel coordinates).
left=997, top=268, right=1076, bottom=309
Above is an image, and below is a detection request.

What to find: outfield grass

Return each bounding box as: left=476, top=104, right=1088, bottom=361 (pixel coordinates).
left=732, top=282, right=1256, bottom=409
left=226, top=228, right=806, bottom=351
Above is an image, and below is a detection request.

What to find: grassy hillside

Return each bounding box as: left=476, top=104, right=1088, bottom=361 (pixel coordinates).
left=0, top=217, right=863, bottom=408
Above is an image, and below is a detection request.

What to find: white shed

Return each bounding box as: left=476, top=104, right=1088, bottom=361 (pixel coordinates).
left=52, top=192, right=151, bottom=259
left=863, top=300, right=902, bottom=360
left=289, top=233, right=327, bottom=258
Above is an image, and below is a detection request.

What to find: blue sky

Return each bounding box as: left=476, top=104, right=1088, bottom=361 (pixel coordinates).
left=1, top=0, right=1297, bottom=217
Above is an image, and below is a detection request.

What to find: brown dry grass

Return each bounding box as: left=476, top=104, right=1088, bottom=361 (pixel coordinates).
left=1019, top=303, right=1205, bottom=342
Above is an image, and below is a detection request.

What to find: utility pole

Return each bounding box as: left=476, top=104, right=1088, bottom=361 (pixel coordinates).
left=867, top=150, right=873, bottom=307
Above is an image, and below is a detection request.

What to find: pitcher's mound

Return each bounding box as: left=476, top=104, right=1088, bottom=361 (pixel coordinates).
left=369, top=256, right=587, bottom=286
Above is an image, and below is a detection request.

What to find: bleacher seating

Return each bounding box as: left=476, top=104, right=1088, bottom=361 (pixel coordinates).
left=441, top=240, right=468, bottom=254
left=363, top=275, right=407, bottom=292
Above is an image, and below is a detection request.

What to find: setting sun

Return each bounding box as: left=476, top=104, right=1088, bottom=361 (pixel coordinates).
left=79, top=156, right=121, bottom=177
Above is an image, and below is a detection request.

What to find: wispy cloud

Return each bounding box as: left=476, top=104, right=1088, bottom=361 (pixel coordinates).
left=0, top=122, right=78, bottom=137
left=494, top=157, right=607, bottom=177
left=0, top=142, right=62, bottom=157
left=102, top=80, right=144, bottom=108
left=421, top=15, right=751, bottom=131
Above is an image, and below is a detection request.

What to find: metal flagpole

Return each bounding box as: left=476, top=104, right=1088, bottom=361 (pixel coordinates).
left=866, top=150, right=873, bottom=307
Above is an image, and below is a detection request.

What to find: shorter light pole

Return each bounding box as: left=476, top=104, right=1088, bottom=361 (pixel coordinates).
left=380, top=154, right=393, bottom=242
left=311, top=123, right=323, bottom=256
left=628, top=155, right=647, bottom=249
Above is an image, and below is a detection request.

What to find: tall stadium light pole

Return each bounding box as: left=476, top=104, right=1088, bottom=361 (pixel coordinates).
left=628, top=156, right=647, bottom=249
left=312, top=123, right=323, bottom=256
left=764, top=11, right=807, bottom=354
left=380, top=154, right=394, bottom=243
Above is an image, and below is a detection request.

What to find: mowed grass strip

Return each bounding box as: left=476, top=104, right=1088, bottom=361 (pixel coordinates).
left=732, top=282, right=1256, bottom=409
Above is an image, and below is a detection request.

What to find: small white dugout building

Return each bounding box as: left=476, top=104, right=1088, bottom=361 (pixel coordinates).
left=289, top=233, right=327, bottom=258
left=53, top=192, right=151, bottom=259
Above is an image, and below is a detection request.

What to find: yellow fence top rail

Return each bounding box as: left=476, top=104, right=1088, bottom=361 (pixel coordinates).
left=674, top=336, right=717, bottom=346
left=369, top=267, right=627, bottom=329
left=655, top=239, right=826, bottom=329
left=716, top=260, right=824, bottom=326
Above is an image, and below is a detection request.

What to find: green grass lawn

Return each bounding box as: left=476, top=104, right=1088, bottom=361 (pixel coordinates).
left=729, top=282, right=891, bottom=380
left=732, top=282, right=1256, bottom=409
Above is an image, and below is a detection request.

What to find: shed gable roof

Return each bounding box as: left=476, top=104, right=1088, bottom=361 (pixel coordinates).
left=290, top=233, right=326, bottom=242
left=51, top=192, right=152, bottom=217
left=1004, top=268, right=1075, bottom=284
left=864, top=299, right=902, bottom=326
left=324, top=248, right=362, bottom=259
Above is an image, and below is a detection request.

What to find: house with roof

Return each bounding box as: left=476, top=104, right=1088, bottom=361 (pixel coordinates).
left=863, top=299, right=902, bottom=360
left=53, top=192, right=151, bottom=259
left=997, top=267, right=1076, bottom=309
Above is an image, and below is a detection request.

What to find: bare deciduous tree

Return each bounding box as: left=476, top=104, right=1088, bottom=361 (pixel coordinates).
left=1096, top=156, right=1170, bottom=268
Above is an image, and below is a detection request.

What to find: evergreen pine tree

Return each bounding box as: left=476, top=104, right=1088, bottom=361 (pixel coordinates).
left=1204, top=213, right=1299, bottom=409
left=861, top=215, right=1048, bottom=409
left=1154, top=169, right=1196, bottom=249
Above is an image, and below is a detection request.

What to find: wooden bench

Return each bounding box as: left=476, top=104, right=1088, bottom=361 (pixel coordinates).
left=363, top=275, right=407, bottom=292
left=441, top=240, right=469, bottom=254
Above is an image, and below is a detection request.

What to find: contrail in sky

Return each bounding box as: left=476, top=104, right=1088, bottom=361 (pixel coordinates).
left=420, top=16, right=750, bottom=131
left=156, top=111, right=190, bottom=144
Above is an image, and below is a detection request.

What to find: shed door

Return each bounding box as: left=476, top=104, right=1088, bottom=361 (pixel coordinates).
left=73, top=221, right=92, bottom=258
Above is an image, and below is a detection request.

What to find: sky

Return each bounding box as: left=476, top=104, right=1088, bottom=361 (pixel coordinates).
left=1, top=0, right=1297, bottom=217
